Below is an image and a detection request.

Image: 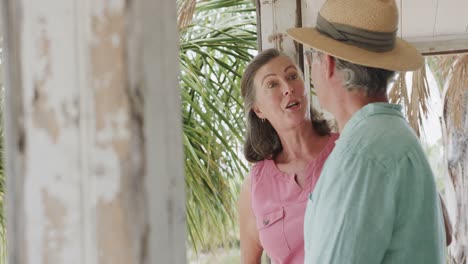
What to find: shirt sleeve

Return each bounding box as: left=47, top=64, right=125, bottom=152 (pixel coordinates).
left=305, top=154, right=398, bottom=263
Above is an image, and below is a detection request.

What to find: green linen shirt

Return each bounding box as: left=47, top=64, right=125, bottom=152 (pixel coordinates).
left=304, top=103, right=446, bottom=264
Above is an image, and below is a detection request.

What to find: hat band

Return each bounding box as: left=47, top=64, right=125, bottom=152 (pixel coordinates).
left=316, top=13, right=396, bottom=52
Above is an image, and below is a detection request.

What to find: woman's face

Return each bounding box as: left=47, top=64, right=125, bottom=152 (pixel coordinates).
left=252, top=56, right=309, bottom=130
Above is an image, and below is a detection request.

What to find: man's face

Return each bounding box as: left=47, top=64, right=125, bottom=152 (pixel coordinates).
left=305, top=49, right=331, bottom=111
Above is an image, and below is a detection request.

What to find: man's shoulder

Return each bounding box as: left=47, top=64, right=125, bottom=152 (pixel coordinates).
left=324, top=113, right=427, bottom=179
left=353, top=115, right=421, bottom=157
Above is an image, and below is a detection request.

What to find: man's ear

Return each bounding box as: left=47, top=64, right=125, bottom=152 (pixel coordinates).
left=324, top=54, right=336, bottom=79
left=252, top=105, right=265, bottom=119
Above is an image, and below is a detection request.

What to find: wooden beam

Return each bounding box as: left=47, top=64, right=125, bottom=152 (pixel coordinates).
left=407, top=35, right=468, bottom=55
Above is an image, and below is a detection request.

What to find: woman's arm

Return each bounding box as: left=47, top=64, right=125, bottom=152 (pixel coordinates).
left=238, top=173, right=263, bottom=264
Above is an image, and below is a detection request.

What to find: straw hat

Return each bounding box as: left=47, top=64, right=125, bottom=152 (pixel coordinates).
left=286, top=0, right=423, bottom=71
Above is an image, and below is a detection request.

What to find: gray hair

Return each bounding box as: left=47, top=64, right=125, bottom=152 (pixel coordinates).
left=334, top=57, right=396, bottom=96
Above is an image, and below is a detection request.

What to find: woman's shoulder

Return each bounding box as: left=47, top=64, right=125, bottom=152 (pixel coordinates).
left=330, top=132, right=340, bottom=141
left=314, top=132, right=339, bottom=162
left=249, top=159, right=268, bottom=184
left=327, top=132, right=340, bottom=150
left=324, top=132, right=339, bottom=150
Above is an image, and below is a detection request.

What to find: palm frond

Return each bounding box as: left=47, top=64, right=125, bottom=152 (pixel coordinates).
left=442, top=54, right=468, bottom=130
left=389, top=63, right=431, bottom=137
left=427, top=55, right=455, bottom=93
left=177, top=0, right=197, bottom=32
left=178, top=0, right=256, bottom=252
left=438, top=54, right=468, bottom=264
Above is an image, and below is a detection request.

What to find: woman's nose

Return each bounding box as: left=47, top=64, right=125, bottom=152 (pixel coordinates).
left=283, top=83, right=294, bottom=96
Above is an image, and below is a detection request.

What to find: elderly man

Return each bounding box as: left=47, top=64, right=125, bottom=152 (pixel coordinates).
left=287, top=0, right=446, bottom=263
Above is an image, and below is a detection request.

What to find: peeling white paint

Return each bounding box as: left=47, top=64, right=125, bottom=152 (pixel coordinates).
left=93, top=108, right=129, bottom=203
left=21, top=0, right=83, bottom=263
left=24, top=129, right=82, bottom=264
left=259, top=0, right=298, bottom=57
left=34, top=54, right=50, bottom=84
left=20, top=0, right=129, bottom=262
left=93, top=72, right=115, bottom=92
left=4, top=0, right=185, bottom=263
left=96, top=108, right=130, bottom=141
left=92, top=146, right=121, bottom=203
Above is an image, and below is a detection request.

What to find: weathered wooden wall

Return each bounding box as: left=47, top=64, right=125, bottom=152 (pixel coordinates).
left=0, top=0, right=185, bottom=263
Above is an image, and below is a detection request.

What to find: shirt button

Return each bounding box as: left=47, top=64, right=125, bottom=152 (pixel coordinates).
left=309, top=193, right=313, bottom=200
left=263, top=219, right=270, bottom=226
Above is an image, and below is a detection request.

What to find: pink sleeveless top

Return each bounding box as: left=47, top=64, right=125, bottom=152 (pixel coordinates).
left=250, top=133, right=338, bottom=264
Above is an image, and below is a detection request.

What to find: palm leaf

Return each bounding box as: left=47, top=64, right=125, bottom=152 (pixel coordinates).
left=437, top=54, right=468, bottom=263
left=442, top=55, right=468, bottom=130
left=177, top=0, right=197, bottom=32
left=389, top=62, right=431, bottom=137
left=178, top=0, right=256, bottom=252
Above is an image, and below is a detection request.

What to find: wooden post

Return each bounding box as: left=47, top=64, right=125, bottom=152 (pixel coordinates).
left=0, top=0, right=186, bottom=263
left=256, top=0, right=301, bottom=60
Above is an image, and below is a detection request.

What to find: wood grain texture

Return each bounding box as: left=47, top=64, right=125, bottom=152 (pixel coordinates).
left=0, top=0, right=185, bottom=263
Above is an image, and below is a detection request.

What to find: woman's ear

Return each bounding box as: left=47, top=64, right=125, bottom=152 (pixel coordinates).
left=252, top=106, right=265, bottom=119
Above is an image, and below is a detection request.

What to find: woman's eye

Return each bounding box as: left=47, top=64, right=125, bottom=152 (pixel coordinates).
left=267, top=82, right=277, bottom=89
left=288, top=74, right=298, bottom=80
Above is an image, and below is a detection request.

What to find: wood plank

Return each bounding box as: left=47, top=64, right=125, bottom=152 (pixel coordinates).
left=434, top=0, right=468, bottom=35
left=400, top=0, right=438, bottom=38
left=4, top=1, right=84, bottom=263
left=301, top=0, right=342, bottom=119
left=258, top=0, right=300, bottom=59
left=301, top=0, right=326, bottom=27
left=407, top=34, right=468, bottom=54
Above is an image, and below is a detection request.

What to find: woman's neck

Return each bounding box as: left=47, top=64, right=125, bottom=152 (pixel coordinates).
left=276, top=122, right=325, bottom=163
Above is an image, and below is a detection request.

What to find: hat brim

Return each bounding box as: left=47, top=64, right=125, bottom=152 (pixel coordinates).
left=286, top=27, right=423, bottom=71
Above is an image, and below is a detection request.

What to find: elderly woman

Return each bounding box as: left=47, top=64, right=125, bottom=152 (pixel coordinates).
left=237, top=48, right=338, bottom=264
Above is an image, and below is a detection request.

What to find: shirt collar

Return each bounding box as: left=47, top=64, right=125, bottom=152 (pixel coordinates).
left=339, top=103, right=403, bottom=142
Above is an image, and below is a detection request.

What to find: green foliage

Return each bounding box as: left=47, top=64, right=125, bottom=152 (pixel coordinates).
left=179, top=0, right=257, bottom=251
